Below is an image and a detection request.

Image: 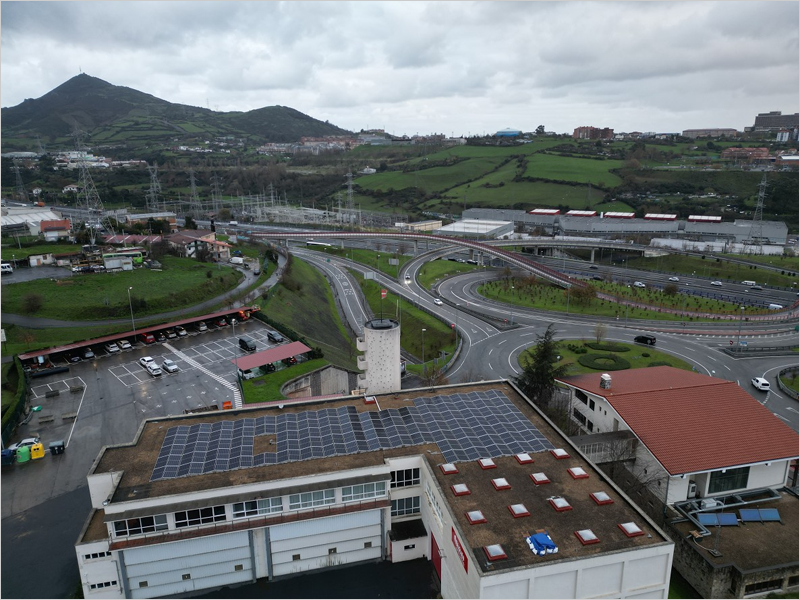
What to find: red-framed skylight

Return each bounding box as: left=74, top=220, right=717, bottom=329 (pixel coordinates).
left=508, top=503, right=530, bottom=518
left=465, top=510, right=487, bottom=525
left=549, top=497, right=572, bottom=512
left=483, top=544, right=507, bottom=561
left=550, top=448, right=570, bottom=459
left=451, top=483, right=471, bottom=496
left=574, top=529, right=600, bottom=545
left=363, top=395, right=377, bottom=404
left=590, top=491, right=614, bottom=506
left=440, top=463, right=459, bottom=475
left=491, top=477, right=511, bottom=491
left=530, top=472, right=550, bottom=485
left=568, top=467, right=589, bottom=480
left=478, top=458, right=497, bottom=470
left=618, top=522, right=644, bottom=537
left=514, top=453, right=534, bottom=465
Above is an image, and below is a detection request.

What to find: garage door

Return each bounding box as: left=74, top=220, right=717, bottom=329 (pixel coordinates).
left=270, top=510, right=383, bottom=578
left=123, top=531, right=253, bottom=598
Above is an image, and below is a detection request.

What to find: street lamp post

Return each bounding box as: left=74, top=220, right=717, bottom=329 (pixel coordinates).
left=736, top=305, right=745, bottom=352
left=127, top=287, right=136, bottom=333
left=566, top=284, right=571, bottom=315
left=421, top=328, right=427, bottom=379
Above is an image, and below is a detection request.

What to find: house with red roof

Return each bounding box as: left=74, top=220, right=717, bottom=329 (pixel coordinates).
left=39, top=218, right=72, bottom=241
left=556, top=367, right=797, bottom=505
left=165, top=229, right=231, bottom=262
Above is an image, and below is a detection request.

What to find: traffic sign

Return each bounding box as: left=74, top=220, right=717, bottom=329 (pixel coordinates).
left=381, top=289, right=387, bottom=299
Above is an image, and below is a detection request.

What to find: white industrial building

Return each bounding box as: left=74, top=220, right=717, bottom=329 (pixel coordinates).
left=75, top=381, right=674, bottom=599
left=437, top=219, right=514, bottom=239
left=356, top=318, right=402, bottom=395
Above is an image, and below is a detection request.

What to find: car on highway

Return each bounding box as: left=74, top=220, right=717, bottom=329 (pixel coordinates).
left=433, top=298, right=443, bottom=306
left=633, top=281, right=646, bottom=288
left=668, top=276, right=680, bottom=282
left=8, top=437, right=40, bottom=453
left=104, top=342, right=120, bottom=354
left=591, top=275, right=603, bottom=281
left=751, top=377, right=770, bottom=391
left=175, top=326, right=188, bottom=337
left=118, top=339, right=132, bottom=350
left=634, top=335, right=657, bottom=346
left=196, top=321, right=208, bottom=332
left=404, top=274, right=411, bottom=281
left=161, top=359, right=179, bottom=373
left=588, top=265, right=598, bottom=270
left=749, top=285, right=764, bottom=291
left=710, top=281, right=723, bottom=287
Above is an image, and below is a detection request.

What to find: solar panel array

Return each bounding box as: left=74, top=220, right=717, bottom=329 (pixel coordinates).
left=151, top=389, right=553, bottom=481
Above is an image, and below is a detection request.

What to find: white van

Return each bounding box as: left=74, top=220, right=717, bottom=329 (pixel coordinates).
left=768, top=304, right=783, bottom=310
left=1, top=263, right=13, bottom=275
left=741, top=280, right=756, bottom=287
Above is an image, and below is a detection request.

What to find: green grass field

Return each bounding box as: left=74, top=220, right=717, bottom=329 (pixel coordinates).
left=525, top=153, right=626, bottom=187
left=0, top=256, right=242, bottom=320
left=417, top=259, right=481, bottom=289
left=1, top=243, right=82, bottom=261
left=355, top=156, right=506, bottom=194
left=242, top=358, right=328, bottom=403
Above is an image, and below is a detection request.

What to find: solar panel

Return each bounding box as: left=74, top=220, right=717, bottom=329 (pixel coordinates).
left=717, top=513, right=739, bottom=526
left=759, top=508, right=781, bottom=522
left=697, top=513, right=718, bottom=526
left=739, top=508, right=760, bottom=522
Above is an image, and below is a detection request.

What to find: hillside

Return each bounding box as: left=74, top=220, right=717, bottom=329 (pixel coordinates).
left=1, top=74, right=351, bottom=148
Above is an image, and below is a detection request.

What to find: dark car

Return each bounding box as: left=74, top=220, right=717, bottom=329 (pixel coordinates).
left=589, top=265, right=598, bottom=270
left=749, top=285, right=764, bottom=291
left=155, top=332, right=167, bottom=343
left=591, top=275, right=603, bottom=281
left=265, top=363, right=276, bottom=373
left=65, top=353, right=81, bottom=363
left=634, top=335, right=657, bottom=346
left=267, top=331, right=285, bottom=344
left=165, top=328, right=177, bottom=339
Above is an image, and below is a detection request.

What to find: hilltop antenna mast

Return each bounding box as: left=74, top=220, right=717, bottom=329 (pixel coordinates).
left=72, top=129, right=114, bottom=246
left=746, top=174, right=767, bottom=245
left=146, top=162, right=162, bottom=212
left=13, top=161, right=28, bottom=203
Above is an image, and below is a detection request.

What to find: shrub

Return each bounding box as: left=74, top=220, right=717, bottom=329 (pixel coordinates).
left=642, top=352, right=650, bottom=358
left=22, top=293, right=43, bottom=314
left=647, top=361, right=672, bottom=367
left=577, top=353, right=631, bottom=371
left=585, top=342, right=629, bottom=352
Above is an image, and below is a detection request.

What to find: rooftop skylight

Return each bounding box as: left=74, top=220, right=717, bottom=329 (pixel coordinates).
left=590, top=491, right=613, bottom=505
left=551, top=448, right=570, bottom=459
left=530, top=472, right=550, bottom=485
left=440, top=463, right=459, bottom=475
left=451, top=483, right=471, bottom=496
left=483, top=544, right=507, bottom=561
left=478, top=458, right=497, bottom=470
left=508, top=503, right=530, bottom=518
left=466, top=510, right=487, bottom=524
left=574, top=529, right=600, bottom=545
left=618, top=522, right=644, bottom=537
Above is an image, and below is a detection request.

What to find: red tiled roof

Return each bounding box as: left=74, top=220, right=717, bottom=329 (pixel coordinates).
left=557, top=367, right=798, bottom=475
left=40, top=219, right=71, bottom=231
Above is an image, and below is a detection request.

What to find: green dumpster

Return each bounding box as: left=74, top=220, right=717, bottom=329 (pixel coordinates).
left=16, top=445, right=31, bottom=463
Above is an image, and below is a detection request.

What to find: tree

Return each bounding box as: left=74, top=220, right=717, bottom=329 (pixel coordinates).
left=184, top=216, right=197, bottom=230
left=514, top=324, right=571, bottom=407
left=594, top=322, right=607, bottom=344
left=535, top=125, right=545, bottom=135
left=570, top=284, right=596, bottom=306
left=663, top=283, right=678, bottom=296
left=23, top=293, right=43, bottom=314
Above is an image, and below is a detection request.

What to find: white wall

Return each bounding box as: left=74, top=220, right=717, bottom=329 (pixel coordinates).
left=390, top=535, right=427, bottom=562
left=361, top=321, right=401, bottom=395
left=76, top=541, right=123, bottom=600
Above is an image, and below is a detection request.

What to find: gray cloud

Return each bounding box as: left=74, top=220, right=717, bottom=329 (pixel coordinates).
left=1, top=1, right=797, bottom=136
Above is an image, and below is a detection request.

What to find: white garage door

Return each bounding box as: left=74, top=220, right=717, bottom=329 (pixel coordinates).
left=123, top=531, right=253, bottom=598
left=270, top=510, right=383, bottom=577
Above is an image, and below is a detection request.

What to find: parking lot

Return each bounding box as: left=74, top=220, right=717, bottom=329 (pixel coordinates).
left=2, top=317, right=297, bottom=520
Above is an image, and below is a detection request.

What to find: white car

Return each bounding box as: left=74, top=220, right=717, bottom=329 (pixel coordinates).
left=118, top=339, right=132, bottom=350
left=433, top=298, right=443, bottom=306
left=751, top=377, right=770, bottom=391
left=175, top=326, right=188, bottom=337
left=104, top=342, right=120, bottom=354
left=8, top=437, right=40, bottom=453
left=633, top=281, right=646, bottom=288
left=146, top=363, right=163, bottom=377
left=710, top=281, right=723, bottom=287
left=404, top=274, right=411, bottom=281
left=139, top=356, right=156, bottom=369
left=668, top=276, right=680, bottom=282
left=161, top=359, right=179, bottom=373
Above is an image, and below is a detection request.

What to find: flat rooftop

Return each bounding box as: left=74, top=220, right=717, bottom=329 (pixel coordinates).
left=90, top=381, right=669, bottom=570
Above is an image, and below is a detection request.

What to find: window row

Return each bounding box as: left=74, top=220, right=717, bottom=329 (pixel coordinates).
left=289, top=489, right=335, bottom=510
left=342, top=482, right=386, bottom=502
left=391, top=468, right=420, bottom=488
left=83, top=551, right=111, bottom=561
left=89, top=580, right=117, bottom=590
left=232, top=497, right=283, bottom=519
left=391, top=496, right=421, bottom=517
left=113, top=515, right=168, bottom=537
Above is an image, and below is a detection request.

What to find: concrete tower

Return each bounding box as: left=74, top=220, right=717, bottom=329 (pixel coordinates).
left=357, top=318, right=401, bottom=394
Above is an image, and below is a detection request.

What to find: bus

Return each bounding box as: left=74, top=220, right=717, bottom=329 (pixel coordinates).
left=306, top=241, right=333, bottom=249
left=103, top=248, right=147, bottom=265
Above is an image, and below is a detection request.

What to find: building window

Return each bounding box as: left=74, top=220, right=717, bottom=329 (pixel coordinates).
left=139, top=582, right=148, bottom=588
left=391, top=496, right=421, bottom=516
left=342, top=482, right=386, bottom=502
left=587, top=420, right=594, bottom=432
left=174, top=505, right=226, bottom=528
left=182, top=574, right=191, bottom=581
left=89, top=581, right=117, bottom=590
left=788, top=576, right=798, bottom=587
left=404, top=544, right=416, bottom=550
left=328, top=547, right=337, bottom=555
left=390, top=468, right=420, bottom=488
left=744, top=579, right=783, bottom=595
left=589, top=399, right=596, bottom=411
left=572, top=408, right=587, bottom=426
left=708, top=467, right=750, bottom=494
left=232, top=497, right=283, bottom=519
left=364, top=541, right=372, bottom=548
left=288, top=489, right=335, bottom=510
left=83, top=551, right=111, bottom=560
left=292, top=554, right=301, bottom=561
left=576, top=390, right=588, bottom=404
left=234, top=564, right=243, bottom=571
left=113, top=515, right=168, bottom=537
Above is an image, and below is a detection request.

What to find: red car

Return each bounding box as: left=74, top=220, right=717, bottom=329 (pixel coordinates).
left=215, top=317, right=229, bottom=327
left=282, top=356, right=297, bottom=366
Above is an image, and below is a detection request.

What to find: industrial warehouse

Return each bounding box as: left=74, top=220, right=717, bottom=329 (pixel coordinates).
left=75, top=381, right=674, bottom=599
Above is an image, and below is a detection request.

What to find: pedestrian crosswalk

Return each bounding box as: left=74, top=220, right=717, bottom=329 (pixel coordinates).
left=164, top=343, right=242, bottom=408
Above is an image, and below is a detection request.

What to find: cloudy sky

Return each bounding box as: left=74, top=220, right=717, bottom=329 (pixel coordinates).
left=2, top=1, right=797, bottom=136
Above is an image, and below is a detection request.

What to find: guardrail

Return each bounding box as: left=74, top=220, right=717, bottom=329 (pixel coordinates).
left=777, top=367, right=799, bottom=400
left=722, top=345, right=799, bottom=357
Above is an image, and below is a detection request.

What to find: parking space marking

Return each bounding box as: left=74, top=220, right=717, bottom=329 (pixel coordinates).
left=164, top=343, right=242, bottom=408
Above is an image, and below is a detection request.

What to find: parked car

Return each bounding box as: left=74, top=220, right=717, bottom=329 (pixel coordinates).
left=267, top=331, right=285, bottom=344
left=668, top=276, right=680, bottom=282
left=265, top=363, right=276, bottom=373
left=118, top=339, right=132, bottom=350
left=215, top=317, right=229, bottom=328
left=710, top=281, right=723, bottom=287
left=196, top=321, right=208, bottom=332
left=83, top=347, right=95, bottom=359
left=64, top=353, right=81, bottom=363
left=104, top=342, right=120, bottom=354
left=433, top=298, right=443, bottom=306
left=8, top=437, right=40, bottom=453
left=139, top=333, right=156, bottom=344
left=751, top=377, right=770, bottom=391
left=155, top=332, right=166, bottom=342
left=139, top=356, right=156, bottom=369
left=165, top=328, right=177, bottom=339
left=146, top=362, right=163, bottom=377
left=175, top=326, right=188, bottom=337
left=161, top=359, right=179, bottom=373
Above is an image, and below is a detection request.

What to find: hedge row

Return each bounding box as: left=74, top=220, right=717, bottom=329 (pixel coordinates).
left=585, top=342, right=630, bottom=352
left=577, top=353, right=631, bottom=371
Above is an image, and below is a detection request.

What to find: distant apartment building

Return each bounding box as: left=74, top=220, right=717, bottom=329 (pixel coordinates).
left=746, top=111, right=800, bottom=132
left=776, top=129, right=799, bottom=142
left=681, top=128, right=738, bottom=138
left=720, top=147, right=770, bottom=162
left=572, top=126, right=614, bottom=140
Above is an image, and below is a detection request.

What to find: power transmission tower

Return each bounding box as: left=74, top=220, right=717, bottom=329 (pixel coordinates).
left=211, top=174, right=223, bottom=213
left=13, top=161, right=28, bottom=203
left=746, top=174, right=767, bottom=245
left=188, top=168, right=202, bottom=217
left=72, top=129, right=114, bottom=247
left=146, top=162, right=162, bottom=212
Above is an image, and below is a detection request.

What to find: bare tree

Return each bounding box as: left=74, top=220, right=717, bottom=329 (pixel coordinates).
left=594, top=322, right=607, bottom=344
